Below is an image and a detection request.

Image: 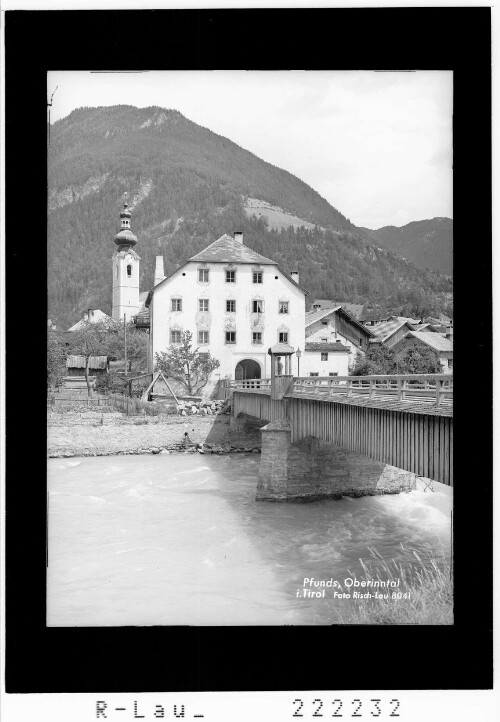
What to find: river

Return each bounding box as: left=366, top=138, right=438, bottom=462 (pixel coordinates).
left=47, top=454, right=452, bottom=626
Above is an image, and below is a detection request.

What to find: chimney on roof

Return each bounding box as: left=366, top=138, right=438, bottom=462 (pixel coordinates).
left=88, top=309, right=94, bottom=321
left=154, top=255, right=165, bottom=286
left=233, top=231, right=243, bottom=244
left=445, top=326, right=454, bottom=340
left=291, top=271, right=300, bottom=284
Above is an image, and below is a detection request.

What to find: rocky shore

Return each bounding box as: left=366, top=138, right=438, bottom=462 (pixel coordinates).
left=48, top=413, right=262, bottom=459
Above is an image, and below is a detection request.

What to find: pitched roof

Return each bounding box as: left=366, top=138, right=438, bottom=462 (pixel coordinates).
left=67, top=309, right=111, bottom=332
left=148, top=233, right=307, bottom=300
left=305, top=306, right=374, bottom=337
left=305, top=342, right=350, bottom=352
left=268, top=342, right=295, bottom=354
left=369, top=318, right=414, bottom=343
left=311, top=299, right=364, bottom=319
left=306, top=306, right=341, bottom=326
left=403, top=331, right=453, bottom=353
left=189, top=234, right=275, bottom=265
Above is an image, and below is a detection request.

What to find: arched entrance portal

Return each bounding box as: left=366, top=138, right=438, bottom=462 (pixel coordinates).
left=235, top=359, right=262, bottom=381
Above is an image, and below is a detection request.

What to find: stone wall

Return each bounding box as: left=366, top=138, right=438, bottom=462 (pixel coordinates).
left=257, top=419, right=415, bottom=502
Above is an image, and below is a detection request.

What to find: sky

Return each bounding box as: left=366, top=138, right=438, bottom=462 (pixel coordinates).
left=48, top=70, right=453, bottom=229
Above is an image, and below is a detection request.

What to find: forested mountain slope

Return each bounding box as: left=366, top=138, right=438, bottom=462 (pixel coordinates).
left=361, top=218, right=453, bottom=276
left=48, top=105, right=452, bottom=329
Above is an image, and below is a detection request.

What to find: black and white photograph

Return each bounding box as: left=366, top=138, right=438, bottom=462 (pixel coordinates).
left=46, top=69, right=454, bottom=627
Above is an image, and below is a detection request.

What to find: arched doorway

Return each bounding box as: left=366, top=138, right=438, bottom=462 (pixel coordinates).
left=235, top=359, right=262, bottom=381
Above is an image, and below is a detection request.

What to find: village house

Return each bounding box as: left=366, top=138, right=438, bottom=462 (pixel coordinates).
left=392, top=331, right=454, bottom=374
left=305, top=305, right=374, bottom=372
left=303, top=341, right=350, bottom=376
left=67, top=308, right=111, bottom=332
left=368, top=317, right=417, bottom=349
left=143, top=231, right=307, bottom=380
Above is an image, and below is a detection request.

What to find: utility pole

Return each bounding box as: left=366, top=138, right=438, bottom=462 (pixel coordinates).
left=124, top=314, right=128, bottom=374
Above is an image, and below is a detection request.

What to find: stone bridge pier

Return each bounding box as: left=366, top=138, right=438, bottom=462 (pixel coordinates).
left=256, top=419, right=415, bottom=502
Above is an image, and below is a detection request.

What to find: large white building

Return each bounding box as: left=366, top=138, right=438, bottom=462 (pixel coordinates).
left=145, top=232, right=307, bottom=380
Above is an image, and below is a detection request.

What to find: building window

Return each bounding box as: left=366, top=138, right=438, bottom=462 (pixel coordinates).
left=171, top=298, right=182, bottom=312
left=226, top=300, right=236, bottom=313
left=448, top=359, right=453, bottom=370
left=329, top=372, right=338, bottom=376
left=127, top=264, right=132, bottom=277
left=226, top=270, right=236, bottom=283
left=321, top=352, right=328, bottom=361
left=279, top=301, right=289, bottom=314
left=170, top=330, right=182, bottom=344
left=336, top=339, right=342, bottom=343
left=321, top=337, right=328, bottom=342
left=225, top=331, right=236, bottom=344
left=313, top=304, right=321, bottom=310
left=199, top=299, right=209, bottom=312
left=198, top=331, right=209, bottom=345
left=321, top=321, right=328, bottom=325
left=198, top=268, right=209, bottom=282
left=252, top=300, right=264, bottom=313
left=310, top=372, right=319, bottom=376
left=252, top=332, right=262, bottom=344
left=253, top=271, right=263, bottom=284
left=279, top=332, right=288, bottom=343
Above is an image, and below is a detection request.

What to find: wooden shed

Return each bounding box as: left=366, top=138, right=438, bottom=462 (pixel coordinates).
left=66, top=355, right=109, bottom=380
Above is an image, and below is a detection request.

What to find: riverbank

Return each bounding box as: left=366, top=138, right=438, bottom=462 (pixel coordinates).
left=48, top=413, right=262, bottom=458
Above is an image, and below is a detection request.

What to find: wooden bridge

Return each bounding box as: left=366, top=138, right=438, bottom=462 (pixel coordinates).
left=230, top=375, right=453, bottom=495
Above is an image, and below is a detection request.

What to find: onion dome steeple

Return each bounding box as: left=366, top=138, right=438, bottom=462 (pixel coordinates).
left=114, top=194, right=138, bottom=247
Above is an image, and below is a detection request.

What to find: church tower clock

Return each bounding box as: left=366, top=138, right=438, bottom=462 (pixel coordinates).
left=112, top=197, right=141, bottom=322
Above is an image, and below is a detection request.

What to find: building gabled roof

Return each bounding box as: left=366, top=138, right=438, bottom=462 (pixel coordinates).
left=306, top=305, right=341, bottom=326
left=189, top=234, right=275, bottom=265
left=67, top=309, right=111, bottom=332
left=147, top=233, right=307, bottom=303
left=401, top=331, right=453, bottom=353
left=369, top=318, right=414, bottom=344
left=311, top=299, right=364, bottom=319
left=305, top=305, right=374, bottom=337
left=305, top=342, right=350, bottom=353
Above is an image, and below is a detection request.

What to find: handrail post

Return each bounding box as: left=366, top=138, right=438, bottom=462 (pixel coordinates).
left=436, top=379, right=444, bottom=405
left=397, top=378, right=403, bottom=401
left=369, top=378, right=375, bottom=398
left=346, top=378, right=353, bottom=397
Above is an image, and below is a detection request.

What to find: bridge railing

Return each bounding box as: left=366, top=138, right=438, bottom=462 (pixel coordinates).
left=290, top=374, right=453, bottom=405
left=224, top=378, right=272, bottom=391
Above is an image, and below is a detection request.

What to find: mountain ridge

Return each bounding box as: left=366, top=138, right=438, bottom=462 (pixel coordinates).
left=361, top=217, right=453, bottom=276
left=48, top=105, right=452, bottom=330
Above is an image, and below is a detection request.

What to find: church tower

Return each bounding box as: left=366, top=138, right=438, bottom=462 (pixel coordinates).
left=112, top=197, right=141, bottom=321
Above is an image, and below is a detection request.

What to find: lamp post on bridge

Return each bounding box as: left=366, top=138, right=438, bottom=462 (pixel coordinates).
left=296, top=347, right=302, bottom=377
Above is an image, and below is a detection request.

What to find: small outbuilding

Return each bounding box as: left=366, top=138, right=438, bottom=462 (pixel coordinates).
left=66, top=355, right=109, bottom=380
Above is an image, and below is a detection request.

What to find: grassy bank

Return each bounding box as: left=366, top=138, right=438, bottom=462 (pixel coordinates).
left=334, top=546, right=453, bottom=625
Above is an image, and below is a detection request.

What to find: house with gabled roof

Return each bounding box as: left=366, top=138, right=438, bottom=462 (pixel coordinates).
left=145, top=232, right=307, bottom=381
left=305, top=304, right=374, bottom=372
left=392, top=331, right=454, bottom=374
left=368, top=317, right=416, bottom=349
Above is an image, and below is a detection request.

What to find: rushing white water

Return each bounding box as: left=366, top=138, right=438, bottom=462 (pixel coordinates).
left=47, top=454, right=452, bottom=626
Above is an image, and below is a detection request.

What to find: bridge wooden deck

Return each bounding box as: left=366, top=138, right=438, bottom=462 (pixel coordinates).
left=231, top=375, right=453, bottom=486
